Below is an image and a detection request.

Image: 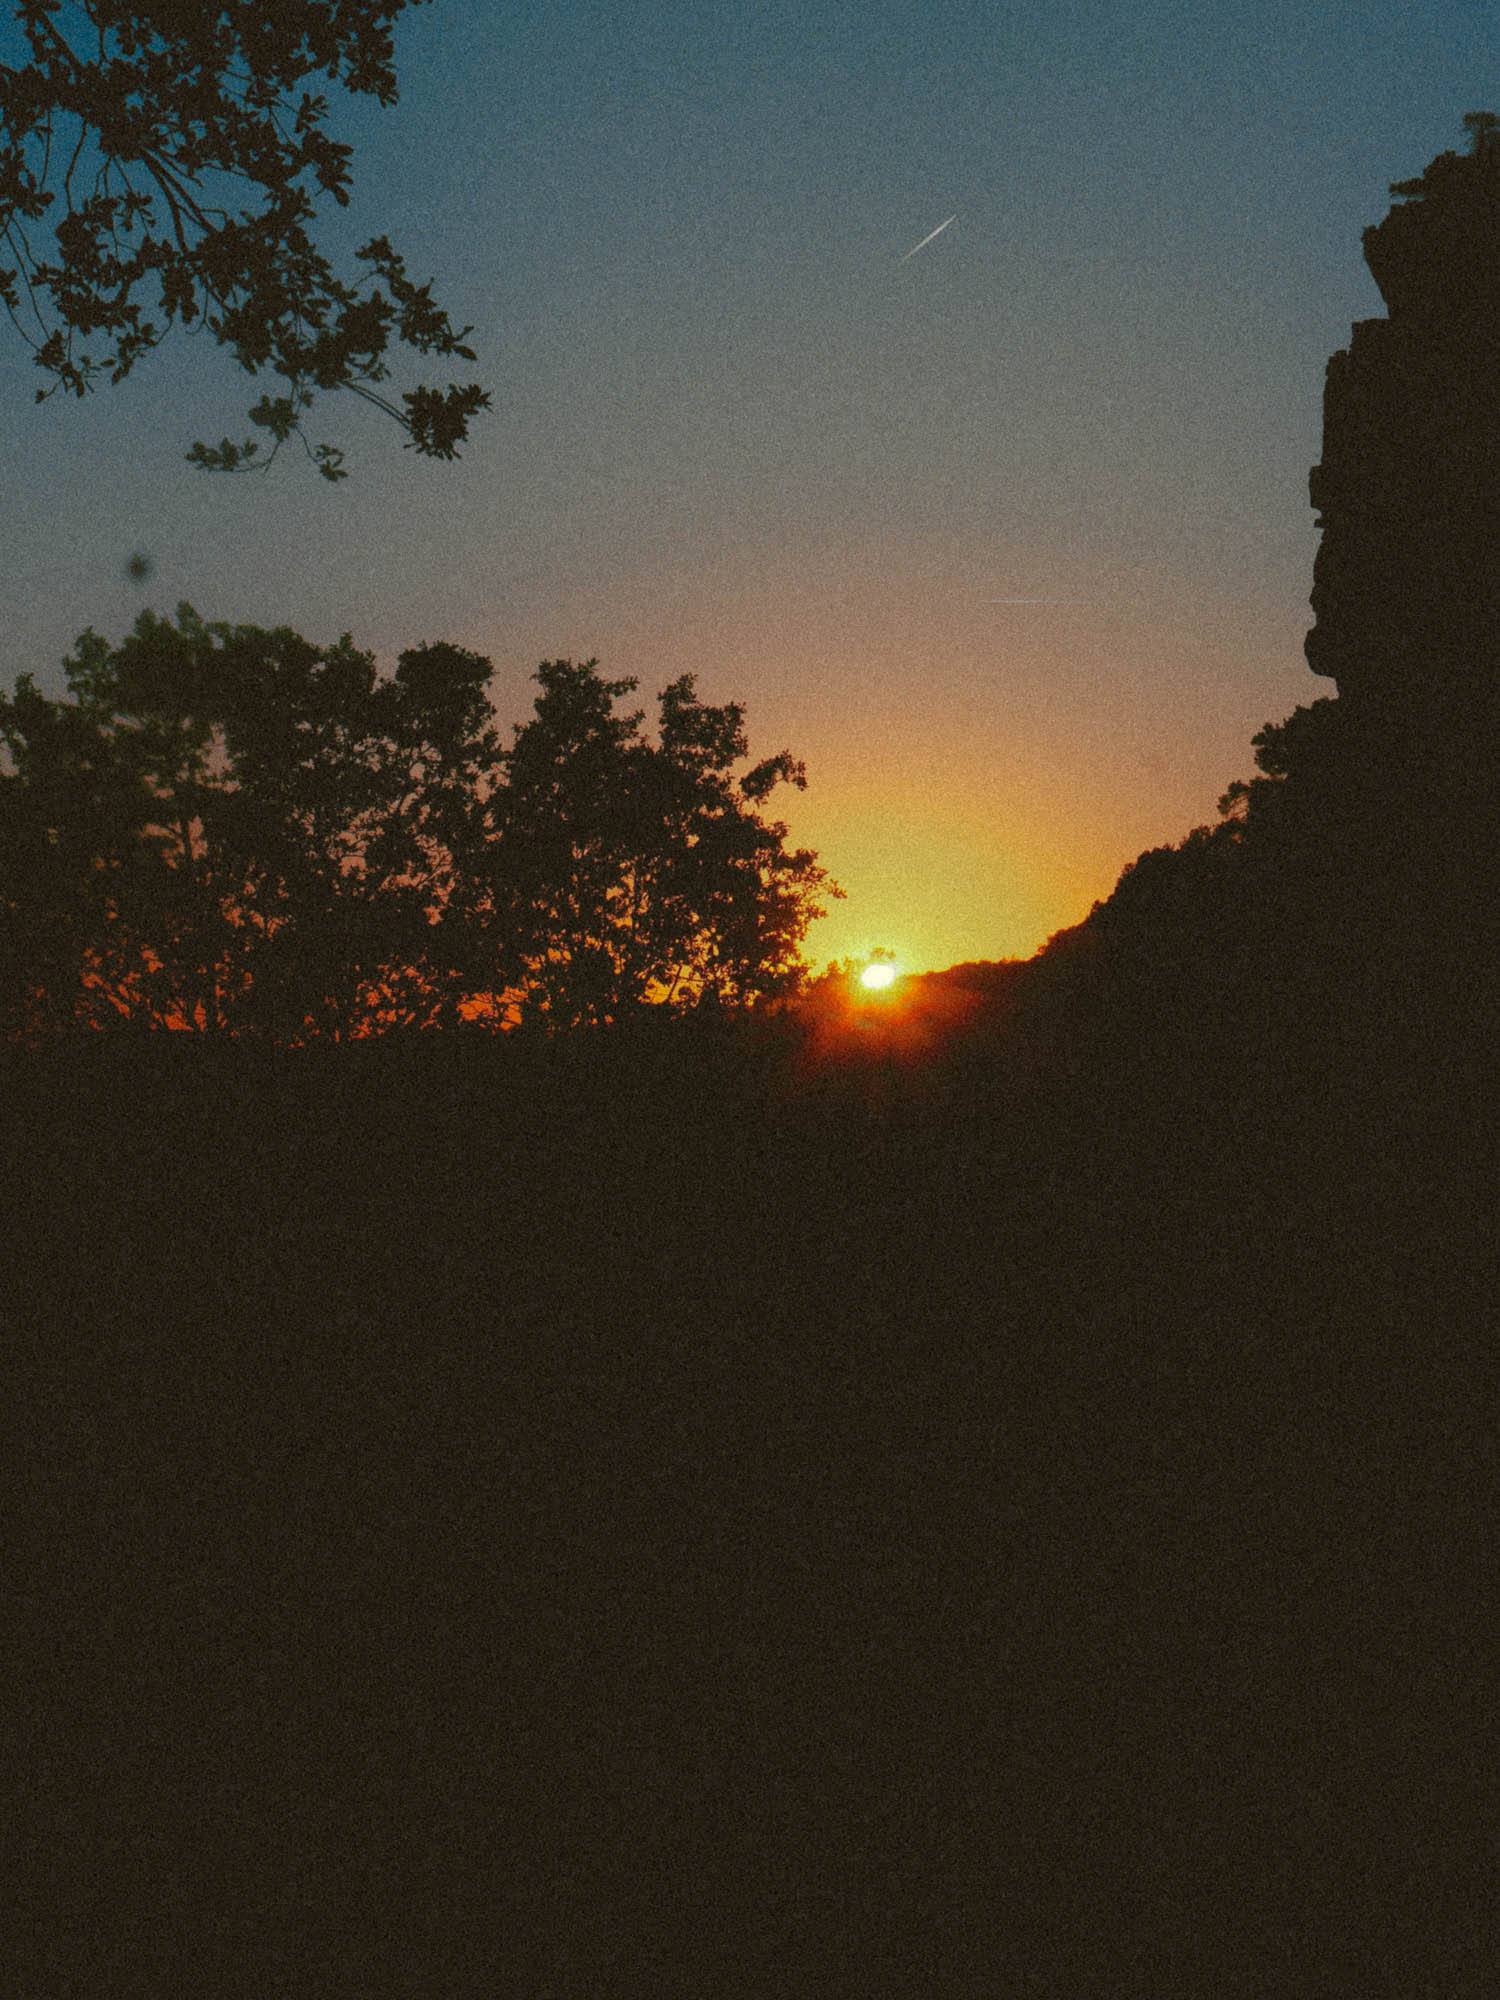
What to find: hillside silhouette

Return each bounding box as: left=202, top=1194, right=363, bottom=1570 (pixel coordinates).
left=6, top=126, right=1500, bottom=1998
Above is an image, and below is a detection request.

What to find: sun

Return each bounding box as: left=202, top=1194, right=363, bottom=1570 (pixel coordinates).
left=860, top=960, right=897, bottom=991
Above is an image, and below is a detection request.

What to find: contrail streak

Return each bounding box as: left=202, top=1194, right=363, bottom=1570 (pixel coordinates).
left=899, top=214, right=956, bottom=263
left=987, top=597, right=1086, bottom=605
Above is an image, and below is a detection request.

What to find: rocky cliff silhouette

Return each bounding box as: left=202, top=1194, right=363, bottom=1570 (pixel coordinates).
left=1309, top=136, right=1500, bottom=716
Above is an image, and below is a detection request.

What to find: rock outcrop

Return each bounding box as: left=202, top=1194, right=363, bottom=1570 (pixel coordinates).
left=1306, top=135, right=1500, bottom=755
left=1312, top=139, right=1500, bottom=744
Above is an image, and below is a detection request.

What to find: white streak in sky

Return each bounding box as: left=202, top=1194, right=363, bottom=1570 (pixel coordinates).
left=899, top=214, right=957, bottom=263
left=987, top=597, right=1086, bottom=605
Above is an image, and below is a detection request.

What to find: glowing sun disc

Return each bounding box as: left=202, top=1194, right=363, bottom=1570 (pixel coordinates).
left=860, top=962, right=897, bottom=991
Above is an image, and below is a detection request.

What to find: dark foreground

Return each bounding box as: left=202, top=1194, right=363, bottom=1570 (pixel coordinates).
left=5, top=1007, right=1496, bottom=1996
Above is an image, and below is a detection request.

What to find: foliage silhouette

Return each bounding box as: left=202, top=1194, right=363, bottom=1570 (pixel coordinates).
left=0, top=615, right=837, bottom=1041
left=0, top=0, right=488, bottom=477
left=483, top=658, right=840, bottom=1028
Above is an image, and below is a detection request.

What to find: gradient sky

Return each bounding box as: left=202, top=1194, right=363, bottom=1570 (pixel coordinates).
left=2, top=0, right=1494, bottom=971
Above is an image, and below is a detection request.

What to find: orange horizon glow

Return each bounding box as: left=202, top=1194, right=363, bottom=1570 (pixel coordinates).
left=510, top=537, right=1314, bottom=981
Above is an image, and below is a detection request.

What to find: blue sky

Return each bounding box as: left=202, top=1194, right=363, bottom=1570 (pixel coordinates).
left=2, top=0, right=1494, bottom=967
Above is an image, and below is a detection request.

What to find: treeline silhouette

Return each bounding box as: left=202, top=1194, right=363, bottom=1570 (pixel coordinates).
left=0, top=607, right=835, bottom=1042
left=8, top=126, right=1500, bottom=2000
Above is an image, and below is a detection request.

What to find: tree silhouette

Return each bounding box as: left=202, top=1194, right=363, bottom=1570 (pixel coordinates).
left=1, top=625, right=835, bottom=1041
left=0, top=1, right=488, bottom=478
left=0, top=606, right=504, bottom=1039
left=0, top=650, right=169, bottom=1037
left=483, top=660, right=841, bottom=1028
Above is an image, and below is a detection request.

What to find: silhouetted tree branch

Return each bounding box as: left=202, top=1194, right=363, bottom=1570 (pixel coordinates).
left=0, top=1, right=489, bottom=478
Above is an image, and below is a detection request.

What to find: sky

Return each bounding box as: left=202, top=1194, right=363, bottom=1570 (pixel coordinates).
left=2, top=0, right=1495, bottom=972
